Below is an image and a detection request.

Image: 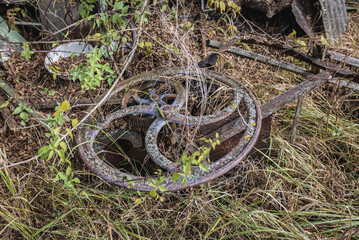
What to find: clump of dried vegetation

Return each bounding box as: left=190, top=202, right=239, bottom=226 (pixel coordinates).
left=0, top=0, right=358, bottom=239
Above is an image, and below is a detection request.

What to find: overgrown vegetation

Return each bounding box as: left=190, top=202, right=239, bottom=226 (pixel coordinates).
left=0, top=0, right=358, bottom=239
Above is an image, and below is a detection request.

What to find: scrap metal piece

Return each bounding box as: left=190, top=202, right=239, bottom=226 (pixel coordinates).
left=328, top=51, right=359, bottom=68
left=319, top=0, right=348, bottom=44
left=206, top=39, right=310, bottom=75
left=291, top=0, right=318, bottom=36
left=121, top=79, right=185, bottom=131
left=208, top=38, right=359, bottom=83
left=261, top=71, right=331, bottom=118
left=77, top=69, right=262, bottom=191
left=44, top=42, right=94, bottom=80
left=0, top=16, right=25, bottom=62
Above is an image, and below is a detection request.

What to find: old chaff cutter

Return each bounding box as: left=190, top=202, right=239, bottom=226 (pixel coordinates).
left=77, top=39, right=359, bottom=192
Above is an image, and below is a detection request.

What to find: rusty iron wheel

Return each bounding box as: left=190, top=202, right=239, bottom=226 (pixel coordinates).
left=76, top=68, right=262, bottom=191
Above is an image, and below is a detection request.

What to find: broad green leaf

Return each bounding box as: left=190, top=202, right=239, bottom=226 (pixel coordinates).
left=72, top=119, right=79, bottom=127
left=55, top=149, right=65, bottom=161
left=184, top=161, right=191, bottom=174
left=135, top=198, right=142, bottom=205
left=47, top=150, right=54, bottom=161
left=54, top=127, right=61, bottom=137
left=38, top=145, right=49, bottom=160
left=150, top=189, right=156, bottom=198
left=171, top=173, right=181, bottom=182
left=72, top=177, right=80, bottom=183
left=192, top=151, right=200, bottom=157
left=66, top=166, right=71, bottom=176
left=158, top=185, right=167, bottom=192
left=60, top=141, right=67, bottom=151
left=57, top=172, right=67, bottom=181
left=182, top=177, right=187, bottom=186
left=20, top=112, right=29, bottom=122
left=114, top=1, right=123, bottom=10
left=220, top=1, right=226, bottom=13
left=203, top=148, right=211, bottom=155
left=13, top=107, right=22, bottom=115
left=199, top=163, right=209, bottom=172
left=0, top=101, right=9, bottom=109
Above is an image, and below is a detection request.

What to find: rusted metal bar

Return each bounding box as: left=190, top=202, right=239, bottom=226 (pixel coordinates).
left=207, top=39, right=359, bottom=91
left=207, top=39, right=310, bottom=75
left=290, top=95, right=305, bottom=143
left=261, top=71, right=331, bottom=118
left=237, top=38, right=359, bottom=82
left=327, top=79, right=359, bottom=91
left=328, top=51, right=359, bottom=68
left=204, top=72, right=331, bottom=143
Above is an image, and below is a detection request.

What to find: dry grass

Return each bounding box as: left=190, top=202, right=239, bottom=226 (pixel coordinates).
left=0, top=1, right=359, bottom=239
